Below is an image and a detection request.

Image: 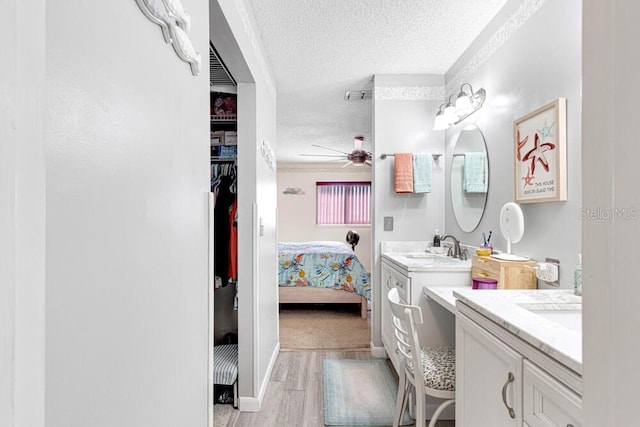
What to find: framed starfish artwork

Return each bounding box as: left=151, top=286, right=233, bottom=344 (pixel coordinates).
left=513, top=98, right=567, bottom=203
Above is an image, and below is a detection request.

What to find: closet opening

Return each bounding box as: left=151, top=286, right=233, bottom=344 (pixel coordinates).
left=209, top=40, right=240, bottom=414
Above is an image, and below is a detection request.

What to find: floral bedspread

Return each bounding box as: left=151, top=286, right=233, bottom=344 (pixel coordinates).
left=278, top=241, right=371, bottom=300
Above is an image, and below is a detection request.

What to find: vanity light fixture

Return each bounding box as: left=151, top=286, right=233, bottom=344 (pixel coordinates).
left=433, top=83, right=486, bottom=130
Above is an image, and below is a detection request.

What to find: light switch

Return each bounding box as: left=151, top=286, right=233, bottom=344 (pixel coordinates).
left=384, top=216, right=394, bottom=231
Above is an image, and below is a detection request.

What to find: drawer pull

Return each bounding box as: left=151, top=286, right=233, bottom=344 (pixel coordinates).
left=501, top=372, right=516, bottom=419
left=478, top=272, right=489, bottom=278
left=478, top=258, right=488, bottom=263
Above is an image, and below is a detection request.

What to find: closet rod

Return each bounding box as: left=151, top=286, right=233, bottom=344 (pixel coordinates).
left=379, top=153, right=442, bottom=160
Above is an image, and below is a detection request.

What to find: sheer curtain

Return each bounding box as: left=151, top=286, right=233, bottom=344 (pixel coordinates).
left=317, top=182, right=370, bottom=225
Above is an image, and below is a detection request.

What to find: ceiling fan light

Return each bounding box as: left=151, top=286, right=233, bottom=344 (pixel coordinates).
left=433, top=111, right=449, bottom=131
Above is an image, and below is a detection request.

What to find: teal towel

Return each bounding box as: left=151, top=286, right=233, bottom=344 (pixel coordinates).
left=412, top=153, right=432, bottom=193
left=464, top=152, right=488, bottom=193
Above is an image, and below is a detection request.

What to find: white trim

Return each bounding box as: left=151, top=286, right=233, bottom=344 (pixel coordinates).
left=370, top=343, right=386, bottom=358
left=374, top=86, right=444, bottom=101
left=207, top=193, right=215, bottom=427
left=252, top=203, right=260, bottom=396
left=239, top=343, right=280, bottom=412
left=235, top=0, right=276, bottom=99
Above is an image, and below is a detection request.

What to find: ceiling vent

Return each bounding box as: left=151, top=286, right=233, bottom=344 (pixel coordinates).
left=209, top=42, right=236, bottom=88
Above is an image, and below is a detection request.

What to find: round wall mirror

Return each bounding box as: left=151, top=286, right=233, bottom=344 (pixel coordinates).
left=450, top=124, right=489, bottom=232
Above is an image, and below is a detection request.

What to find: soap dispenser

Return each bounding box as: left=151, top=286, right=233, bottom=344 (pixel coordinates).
left=433, top=229, right=441, bottom=247
left=574, top=254, right=582, bottom=296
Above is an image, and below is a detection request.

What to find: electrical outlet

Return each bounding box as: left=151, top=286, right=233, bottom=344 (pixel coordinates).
left=540, top=257, right=560, bottom=286
left=383, top=216, right=394, bottom=231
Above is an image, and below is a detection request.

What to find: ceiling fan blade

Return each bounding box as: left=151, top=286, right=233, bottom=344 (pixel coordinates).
left=311, top=144, right=351, bottom=155
left=341, top=161, right=354, bottom=168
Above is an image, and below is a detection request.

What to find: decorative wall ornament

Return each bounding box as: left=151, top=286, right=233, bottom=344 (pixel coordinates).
left=261, top=139, right=276, bottom=171
left=135, top=0, right=201, bottom=76
left=514, top=98, right=567, bottom=203
left=282, top=188, right=305, bottom=195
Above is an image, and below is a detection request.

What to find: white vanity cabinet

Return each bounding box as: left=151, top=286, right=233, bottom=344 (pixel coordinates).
left=523, top=360, right=582, bottom=427
left=456, top=299, right=582, bottom=427
left=380, top=254, right=470, bottom=373
left=456, top=312, right=523, bottom=426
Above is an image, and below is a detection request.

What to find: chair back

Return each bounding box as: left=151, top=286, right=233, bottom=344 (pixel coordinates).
left=387, top=287, right=424, bottom=383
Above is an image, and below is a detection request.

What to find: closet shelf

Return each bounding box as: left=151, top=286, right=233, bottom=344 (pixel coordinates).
left=211, top=114, right=237, bottom=123
left=211, top=156, right=236, bottom=163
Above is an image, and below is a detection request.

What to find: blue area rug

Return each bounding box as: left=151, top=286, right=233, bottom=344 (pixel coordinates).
left=323, top=359, right=411, bottom=426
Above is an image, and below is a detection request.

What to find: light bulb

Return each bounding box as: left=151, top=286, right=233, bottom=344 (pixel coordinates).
left=433, top=111, right=449, bottom=131
left=444, top=103, right=458, bottom=124
left=455, top=93, right=473, bottom=116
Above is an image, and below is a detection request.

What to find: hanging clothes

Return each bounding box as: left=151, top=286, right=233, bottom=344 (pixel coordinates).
left=228, top=199, right=238, bottom=282
left=214, top=175, right=235, bottom=286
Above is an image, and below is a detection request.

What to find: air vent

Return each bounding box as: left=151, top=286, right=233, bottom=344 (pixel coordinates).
left=210, top=42, right=236, bottom=88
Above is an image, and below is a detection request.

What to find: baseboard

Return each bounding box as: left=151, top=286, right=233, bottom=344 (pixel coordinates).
left=370, top=343, right=386, bottom=358
left=238, top=342, right=280, bottom=412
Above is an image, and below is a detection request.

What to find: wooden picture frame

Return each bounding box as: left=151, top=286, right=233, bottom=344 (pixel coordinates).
left=513, top=98, right=567, bottom=203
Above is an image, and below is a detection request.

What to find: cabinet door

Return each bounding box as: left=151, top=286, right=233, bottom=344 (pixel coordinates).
left=380, top=262, right=395, bottom=365
left=456, top=313, right=523, bottom=427
left=523, top=360, right=582, bottom=426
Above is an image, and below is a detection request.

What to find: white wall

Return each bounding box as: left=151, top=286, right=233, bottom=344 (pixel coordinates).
left=277, top=163, right=372, bottom=271
left=44, top=2, right=210, bottom=426
left=582, top=1, right=640, bottom=425
left=443, top=0, right=582, bottom=288
left=371, top=74, right=446, bottom=347
left=212, top=0, right=279, bottom=409
left=0, top=1, right=46, bottom=426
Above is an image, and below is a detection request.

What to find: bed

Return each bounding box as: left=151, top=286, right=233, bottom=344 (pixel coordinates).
left=277, top=241, right=371, bottom=318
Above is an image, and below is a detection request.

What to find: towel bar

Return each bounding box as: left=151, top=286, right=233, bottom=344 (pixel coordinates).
left=380, top=153, right=442, bottom=160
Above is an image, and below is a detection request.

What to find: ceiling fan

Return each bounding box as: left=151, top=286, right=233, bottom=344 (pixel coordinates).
left=300, top=136, right=372, bottom=167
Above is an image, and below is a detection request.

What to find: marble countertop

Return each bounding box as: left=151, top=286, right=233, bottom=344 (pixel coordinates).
left=453, top=289, right=582, bottom=374
left=423, top=286, right=470, bottom=314
left=381, top=241, right=472, bottom=272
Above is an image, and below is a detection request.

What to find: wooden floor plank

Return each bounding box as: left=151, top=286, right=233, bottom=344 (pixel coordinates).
left=284, top=350, right=309, bottom=391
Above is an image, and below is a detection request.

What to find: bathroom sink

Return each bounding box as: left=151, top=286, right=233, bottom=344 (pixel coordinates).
left=405, top=253, right=435, bottom=259
left=518, top=303, right=582, bottom=333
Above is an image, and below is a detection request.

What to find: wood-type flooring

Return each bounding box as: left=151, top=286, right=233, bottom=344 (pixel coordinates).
left=219, top=350, right=455, bottom=427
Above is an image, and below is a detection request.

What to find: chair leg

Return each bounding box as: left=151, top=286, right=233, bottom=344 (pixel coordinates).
left=393, top=369, right=407, bottom=427
left=427, top=399, right=455, bottom=427
left=415, top=392, right=426, bottom=427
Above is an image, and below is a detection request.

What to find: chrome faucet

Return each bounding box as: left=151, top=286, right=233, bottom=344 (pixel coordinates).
left=440, top=234, right=462, bottom=259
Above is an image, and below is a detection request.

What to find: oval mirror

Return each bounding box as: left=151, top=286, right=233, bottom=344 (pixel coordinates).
left=450, top=124, right=489, bottom=232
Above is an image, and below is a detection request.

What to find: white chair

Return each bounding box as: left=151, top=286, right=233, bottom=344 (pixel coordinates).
left=387, top=287, right=455, bottom=427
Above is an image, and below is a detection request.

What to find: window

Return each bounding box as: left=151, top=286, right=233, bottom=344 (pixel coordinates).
left=316, top=182, right=371, bottom=225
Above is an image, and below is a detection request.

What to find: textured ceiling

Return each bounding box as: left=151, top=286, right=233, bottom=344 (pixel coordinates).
left=247, top=0, right=510, bottom=163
